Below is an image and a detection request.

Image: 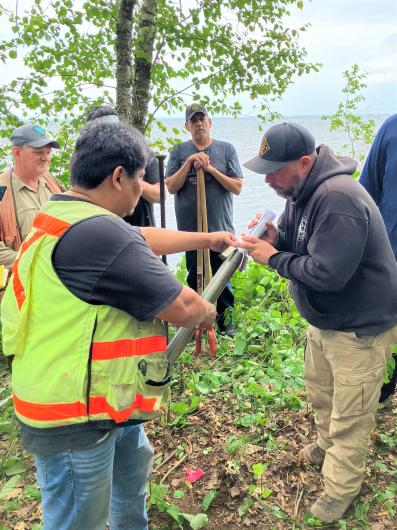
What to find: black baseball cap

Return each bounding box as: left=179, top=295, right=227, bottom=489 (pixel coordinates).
left=244, top=122, right=316, bottom=174
left=11, top=124, right=60, bottom=149
left=185, top=103, right=209, bottom=122
left=86, top=104, right=119, bottom=123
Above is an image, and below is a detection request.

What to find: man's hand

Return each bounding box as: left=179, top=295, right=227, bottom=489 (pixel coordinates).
left=235, top=234, right=278, bottom=265
left=248, top=213, right=279, bottom=245
left=141, top=181, right=161, bottom=203
left=197, top=301, right=217, bottom=330
left=208, top=231, right=237, bottom=253
left=202, top=162, right=217, bottom=176
left=203, top=163, right=243, bottom=195
left=166, top=152, right=210, bottom=194
left=188, top=152, right=210, bottom=170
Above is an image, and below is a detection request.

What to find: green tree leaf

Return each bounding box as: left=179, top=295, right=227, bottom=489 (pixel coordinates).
left=173, top=489, right=185, bottom=499
left=0, top=474, right=21, bottom=500
left=3, top=458, right=27, bottom=476
left=182, top=512, right=209, bottom=529
left=202, top=490, right=217, bottom=511
left=0, top=0, right=319, bottom=179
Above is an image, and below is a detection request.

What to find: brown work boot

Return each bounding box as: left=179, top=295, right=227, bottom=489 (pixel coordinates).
left=310, top=493, right=355, bottom=522
left=299, top=443, right=326, bottom=466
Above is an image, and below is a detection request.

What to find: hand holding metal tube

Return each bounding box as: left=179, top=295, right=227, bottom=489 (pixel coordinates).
left=236, top=211, right=279, bottom=264
left=197, top=300, right=217, bottom=330
left=239, top=210, right=276, bottom=252
left=220, top=210, right=276, bottom=260
left=166, top=209, right=277, bottom=368
left=237, top=236, right=279, bottom=264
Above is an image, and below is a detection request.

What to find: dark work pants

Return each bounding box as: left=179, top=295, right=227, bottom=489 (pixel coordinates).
left=185, top=250, right=234, bottom=328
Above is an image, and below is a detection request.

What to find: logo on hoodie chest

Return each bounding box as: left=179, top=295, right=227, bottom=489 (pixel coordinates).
left=297, top=216, right=308, bottom=242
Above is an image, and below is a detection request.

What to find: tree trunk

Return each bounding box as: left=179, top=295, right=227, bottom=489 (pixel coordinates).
left=131, top=0, right=157, bottom=132
left=116, top=0, right=136, bottom=124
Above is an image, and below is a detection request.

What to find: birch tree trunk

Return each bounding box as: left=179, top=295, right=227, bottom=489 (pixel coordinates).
left=131, top=0, right=157, bottom=132
left=116, top=0, right=136, bottom=124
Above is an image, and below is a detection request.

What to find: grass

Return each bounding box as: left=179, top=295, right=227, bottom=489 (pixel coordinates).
left=1, top=262, right=396, bottom=529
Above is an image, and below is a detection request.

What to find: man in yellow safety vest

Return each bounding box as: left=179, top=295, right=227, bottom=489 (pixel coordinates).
left=1, top=120, right=235, bottom=530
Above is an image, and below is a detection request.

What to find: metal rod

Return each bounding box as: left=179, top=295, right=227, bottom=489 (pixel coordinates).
left=166, top=248, right=244, bottom=367
left=156, top=154, right=167, bottom=265
left=156, top=153, right=169, bottom=344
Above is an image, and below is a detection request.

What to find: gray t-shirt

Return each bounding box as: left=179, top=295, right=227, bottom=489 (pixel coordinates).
left=166, top=139, right=242, bottom=233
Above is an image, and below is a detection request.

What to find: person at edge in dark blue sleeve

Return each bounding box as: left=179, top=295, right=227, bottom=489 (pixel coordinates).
left=360, top=114, right=397, bottom=403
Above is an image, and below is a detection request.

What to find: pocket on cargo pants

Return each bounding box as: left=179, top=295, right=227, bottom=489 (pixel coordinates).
left=333, top=363, right=384, bottom=418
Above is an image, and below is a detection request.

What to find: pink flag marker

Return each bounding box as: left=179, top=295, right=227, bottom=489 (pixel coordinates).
left=185, top=467, right=205, bottom=483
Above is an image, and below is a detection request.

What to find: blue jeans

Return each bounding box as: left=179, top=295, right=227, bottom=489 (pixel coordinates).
left=34, top=424, right=154, bottom=530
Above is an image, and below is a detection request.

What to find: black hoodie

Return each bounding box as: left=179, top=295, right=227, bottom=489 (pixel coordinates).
left=268, top=145, right=397, bottom=335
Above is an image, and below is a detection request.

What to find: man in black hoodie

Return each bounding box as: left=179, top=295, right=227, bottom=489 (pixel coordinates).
left=240, top=123, right=397, bottom=523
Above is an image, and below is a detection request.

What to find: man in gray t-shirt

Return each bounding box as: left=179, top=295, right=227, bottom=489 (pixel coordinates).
left=166, top=103, right=243, bottom=336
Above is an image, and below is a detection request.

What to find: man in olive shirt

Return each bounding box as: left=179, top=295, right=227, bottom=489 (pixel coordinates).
left=0, top=125, right=63, bottom=270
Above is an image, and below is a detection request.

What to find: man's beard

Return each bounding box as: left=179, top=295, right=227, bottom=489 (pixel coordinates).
left=271, top=174, right=302, bottom=199
left=275, top=189, right=292, bottom=199
left=193, top=130, right=209, bottom=144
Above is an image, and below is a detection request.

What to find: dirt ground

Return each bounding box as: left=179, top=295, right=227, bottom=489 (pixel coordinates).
left=147, top=392, right=397, bottom=529
left=1, top=381, right=396, bottom=529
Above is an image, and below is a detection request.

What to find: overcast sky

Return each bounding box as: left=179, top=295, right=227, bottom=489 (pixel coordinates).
left=0, top=0, right=396, bottom=117
left=272, top=0, right=397, bottom=116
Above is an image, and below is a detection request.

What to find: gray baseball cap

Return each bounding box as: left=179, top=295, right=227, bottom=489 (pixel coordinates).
left=244, top=122, right=316, bottom=174
left=11, top=124, right=60, bottom=149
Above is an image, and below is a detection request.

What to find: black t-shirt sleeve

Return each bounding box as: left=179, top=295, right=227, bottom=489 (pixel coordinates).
left=52, top=215, right=182, bottom=321
left=145, top=155, right=160, bottom=184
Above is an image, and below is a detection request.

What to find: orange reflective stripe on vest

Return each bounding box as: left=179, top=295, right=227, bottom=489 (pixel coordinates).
left=92, top=336, right=167, bottom=360
left=4, top=201, right=170, bottom=429
left=90, top=395, right=158, bottom=423
left=12, top=212, right=71, bottom=309
left=13, top=392, right=158, bottom=424
left=32, top=211, right=71, bottom=236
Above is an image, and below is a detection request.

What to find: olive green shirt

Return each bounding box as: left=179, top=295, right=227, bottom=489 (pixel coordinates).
left=0, top=172, right=54, bottom=268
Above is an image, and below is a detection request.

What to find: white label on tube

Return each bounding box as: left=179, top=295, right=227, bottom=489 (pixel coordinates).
left=239, top=210, right=276, bottom=254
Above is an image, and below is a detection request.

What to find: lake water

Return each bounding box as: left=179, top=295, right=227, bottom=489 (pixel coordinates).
left=151, top=115, right=386, bottom=268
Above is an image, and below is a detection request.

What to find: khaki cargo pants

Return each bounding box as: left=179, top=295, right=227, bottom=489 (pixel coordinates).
left=304, top=324, right=397, bottom=499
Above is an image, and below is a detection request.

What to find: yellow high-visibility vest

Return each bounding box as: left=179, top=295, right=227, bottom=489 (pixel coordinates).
left=1, top=200, right=170, bottom=429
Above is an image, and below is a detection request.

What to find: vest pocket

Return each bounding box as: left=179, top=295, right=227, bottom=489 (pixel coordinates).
left=136, top=355, right=171, bottom=415
left=89, top=353, right=170, bottom=423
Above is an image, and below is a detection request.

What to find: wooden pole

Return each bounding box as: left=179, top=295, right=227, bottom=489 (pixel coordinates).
left=197, top=168, right=212, bottom=288
left=196, top=169, right=204, bottom=295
